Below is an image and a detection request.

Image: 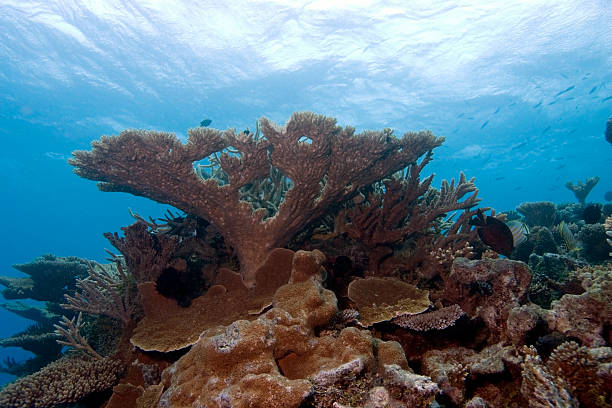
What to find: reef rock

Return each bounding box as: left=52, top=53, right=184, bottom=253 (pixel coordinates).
left=441, top=257, right=531, bottom=339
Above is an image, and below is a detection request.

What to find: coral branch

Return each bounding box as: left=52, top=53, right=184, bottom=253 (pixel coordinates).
left=61, top=261, right=136, bottom=324
left=70, top=112, right=443, bottom=286
left=54, top=312, right=102, bottom=359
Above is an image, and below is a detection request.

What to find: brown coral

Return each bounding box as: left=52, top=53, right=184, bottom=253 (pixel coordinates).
left=392, top=304, right=464, bottom=331
left=440, top=257, right=531, bottom=339
left=130, top=248, right=295, bottom=352
left=565, top=177, right=599, bottom=204
left=544, top=267, right=611, bottom=346
left=422, top=343, right=521, bottom=406
left=149, top=270, right=433, bottom=408
left=341, top=156, right=479, bottom=272
left=70, top=112, right=443, bottom=287
left=520, top=346, right=578, bottom=408
left=547, top=341, right=612, bottom=407
left=347, top=277, right=431, bottom=327
left=0, top=355, right=124, bottom=408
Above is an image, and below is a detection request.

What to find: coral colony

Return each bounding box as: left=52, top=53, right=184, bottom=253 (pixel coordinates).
left=0, top=112, right=610, bottom=408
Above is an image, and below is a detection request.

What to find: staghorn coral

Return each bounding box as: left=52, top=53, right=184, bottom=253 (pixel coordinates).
left=104, top=221, right=179, bottom=284
left=516, top=201, right=557, bottom=227
left=521, top=342, right=612, bottom=408
left=341, top=154, right=479, bottom=273
left=346, top=277, right=431, bottom=327
left=70, top=112, right=443, bottom=287
left=565, top=176, right=600, bottom=204
left=62, top=260, right=137, bottom=325
left=0, top=355, right=124, bottom=408
left=54, top=312, right=103, bottom=359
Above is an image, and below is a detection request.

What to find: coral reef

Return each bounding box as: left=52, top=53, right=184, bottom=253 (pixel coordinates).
left=565, top=176, right=600, bottom=204
left=2, top=111, right=610, bottom=407
left=70, top=112, right=443, bottom=287
left=151, top=258, right=437, bottom=408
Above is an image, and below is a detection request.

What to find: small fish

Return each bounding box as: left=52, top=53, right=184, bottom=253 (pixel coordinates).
left=493, top=107, right=500, bottom=114
left=602, top=96, right=612, bottom=102
left=558, top=221, right=578, bottom=251
left=542, top=126, right=551, bottom=134
left=506, top=220, right=529, bottom=247
left=470, top=210, right=514, bottom=256
left=457, top=113, right=465, bottom=118
left=583, top=204, right=602, bottom=224
left=555, top=85, right=575, bottom=97
left=555, top=164, right=566, bottom=170
left=200, top=118, right=212, bottom=127
left=510, top=141, right=528, bottom=151
left=568, top=128, right=577, bottom=134
left=588, top=86, right=597, bottom=94
left=533, top=101, right=543, bottom=108
left=480, top=120, right=489, bottom=129
left=548, top=100, right=558, bottom=106
left=495, top=176, right=505, bottom=180
left=561, top=73, right=569, bottom=79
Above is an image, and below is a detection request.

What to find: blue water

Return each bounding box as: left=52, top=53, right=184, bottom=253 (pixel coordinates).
left=0, top=0, right=611, bottom=386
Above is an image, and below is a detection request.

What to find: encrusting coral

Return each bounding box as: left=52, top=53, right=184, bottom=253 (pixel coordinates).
left=346, top=277, right=431, bottom=327
left=439, top=257, right=531, bottom=339
left=70, top=112, right=443, bottom=287
left=543, top=266, right=611, bottom=346
left=151, top=250, right=438, bottom=408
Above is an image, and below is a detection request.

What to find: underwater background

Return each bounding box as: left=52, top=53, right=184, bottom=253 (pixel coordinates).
left=0, top=0, right=611, bottom=391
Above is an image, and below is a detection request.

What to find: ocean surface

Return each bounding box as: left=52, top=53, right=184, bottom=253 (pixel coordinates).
left=0, top=0, right=611, bottom=387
